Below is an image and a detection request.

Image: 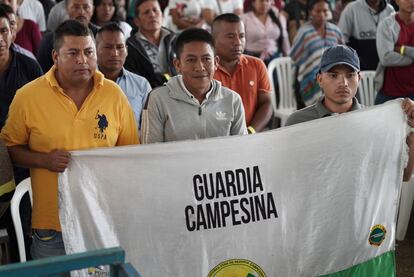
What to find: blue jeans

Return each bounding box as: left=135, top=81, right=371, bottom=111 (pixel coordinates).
left=375, top=91, right=414, bottom=105
left=31, top=229, right=66, bottom=260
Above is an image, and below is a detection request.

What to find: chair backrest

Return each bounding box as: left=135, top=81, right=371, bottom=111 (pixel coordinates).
left=358, top=71, right=377, bottom=106
left=267, top=57, right=296, bottom=113
left=10, top=177, right=32, bottom=262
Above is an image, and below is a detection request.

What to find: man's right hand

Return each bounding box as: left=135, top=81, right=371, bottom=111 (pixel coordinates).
left=43, top=150, right=71, bottom=172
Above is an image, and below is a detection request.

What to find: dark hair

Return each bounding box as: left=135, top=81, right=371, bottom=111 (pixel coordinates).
left=211, top=13, right=241, bottom=36
left=376, top=0, right=387, bottom=14
left=134, top=0, right=158, bottom=17
left=0, top=3, right=14, bottom=15
left=91, top=0, right=120, bottom=25
left=96, top=22, right=125, bottom=44
left=175, top=28, right=214, bottom=59
left=97, top=21, right=124, bottom=35
left=54, top=19, right=94, bottom=51
left=307, top=0, right=330, bottom=11
left=0, top=4, right=11, bottom=22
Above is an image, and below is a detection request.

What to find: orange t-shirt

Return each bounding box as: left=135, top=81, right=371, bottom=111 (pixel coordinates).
left=214, top=55, right=271, bottom=125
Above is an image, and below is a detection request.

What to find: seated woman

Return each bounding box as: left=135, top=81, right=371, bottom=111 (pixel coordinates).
left=165, top=0, right=206, bottom=31
left=203, top=0, right=244, bottom=26
left=289, top=0, right=343, bottom=106
left=92, top=0, right=132, bottom=38
left=242, top=0, right=290, bottom=65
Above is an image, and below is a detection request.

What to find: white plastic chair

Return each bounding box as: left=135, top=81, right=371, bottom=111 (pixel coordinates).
left=10, top=177, right=32, bottom=262
left=267, top=57, right=297, bottom=126
left=358, top=71, right=377, bottom=106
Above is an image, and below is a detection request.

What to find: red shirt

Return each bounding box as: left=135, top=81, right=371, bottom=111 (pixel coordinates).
left=214, top=55, right=271, bottom=125
left=15, top=19, right=42, bottom=55
left=382, top=14, right=414, bottom=97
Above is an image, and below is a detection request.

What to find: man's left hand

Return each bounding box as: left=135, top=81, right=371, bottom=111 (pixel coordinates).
left=402, top=98, right=414, bottom=127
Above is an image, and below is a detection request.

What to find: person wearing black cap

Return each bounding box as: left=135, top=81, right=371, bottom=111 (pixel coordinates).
left=285, top=44, right=414, bottom=181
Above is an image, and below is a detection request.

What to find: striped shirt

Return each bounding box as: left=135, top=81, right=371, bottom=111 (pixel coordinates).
left=290, top=22, right=344, bottom=105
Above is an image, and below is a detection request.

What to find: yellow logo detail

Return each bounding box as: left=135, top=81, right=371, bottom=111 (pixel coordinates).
left=208, top=259, right=266, bottom=277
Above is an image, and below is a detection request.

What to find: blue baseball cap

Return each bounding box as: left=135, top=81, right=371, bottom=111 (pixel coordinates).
left=319, top=45, right=360, bottom=72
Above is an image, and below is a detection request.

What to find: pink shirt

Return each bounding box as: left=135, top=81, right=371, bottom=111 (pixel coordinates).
left=242, top=10, right=290, bottom=56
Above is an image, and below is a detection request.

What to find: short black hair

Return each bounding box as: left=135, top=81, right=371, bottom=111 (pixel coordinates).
left=96, top=22, right=125, bottom=45
left=54, top=19, right=94, bottom=51
left=0, top=3, right=14, bottom=16
left=307, top=0, right=330, bottom=11
left=175, top=28, right=214, bottom=59
left=96, top=22, right=124, bottom=36
left=211, top=13, right=241, bottom=36
left=0, top=4, right=11, bottom=23
left=134, top=0, right=158, bottom=17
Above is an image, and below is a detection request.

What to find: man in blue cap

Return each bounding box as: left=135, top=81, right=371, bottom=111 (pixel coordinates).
left=285, top=44, right=414, bottom=181
left=285, top=45, right=363, bottom=126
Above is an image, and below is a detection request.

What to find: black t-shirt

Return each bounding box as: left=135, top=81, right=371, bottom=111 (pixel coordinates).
left=0, top=47, right=43, bottom=129
left=0, top=47, right=43, bottom=184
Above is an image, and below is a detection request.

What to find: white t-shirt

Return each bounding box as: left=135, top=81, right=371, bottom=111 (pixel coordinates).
left=119, top=21, right=132, bottom=39
left=204, top=0, right=243, bottom=15
left=165, top=0, right=208, bottom=31
left=18, top=0, right=46, bottom=32
left=168, top=0, right=206, bottom=19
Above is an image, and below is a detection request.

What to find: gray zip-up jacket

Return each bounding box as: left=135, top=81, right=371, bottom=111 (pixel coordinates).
left=141, top=76, right=247, bottom=143
left=375, top=13, right=414, bottom=90
left=338, top=0, right=394, bottom=70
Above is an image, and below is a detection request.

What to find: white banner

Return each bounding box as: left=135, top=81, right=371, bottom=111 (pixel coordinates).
left=59, top=101, right=407, bottom=276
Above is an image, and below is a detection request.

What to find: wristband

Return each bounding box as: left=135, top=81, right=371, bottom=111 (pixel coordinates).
left=400, top=45, right=406, bottom=56
left=247, top=126, right=256, bottom=134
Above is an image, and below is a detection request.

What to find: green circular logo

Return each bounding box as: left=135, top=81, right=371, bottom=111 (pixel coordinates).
left=368, top=224, right=387, bottom=246
left=208, top=259, right=266, bottom=277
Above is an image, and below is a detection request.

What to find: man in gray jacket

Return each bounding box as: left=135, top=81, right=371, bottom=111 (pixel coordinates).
left=338, top=0, right=394, bottom=70
left=141, top=28, right=247, bottom=143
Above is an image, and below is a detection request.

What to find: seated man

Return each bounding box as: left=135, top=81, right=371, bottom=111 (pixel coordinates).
left=1, top=20, right=138, bottom=259
left=96, top=23, right=151, bottom=129
left=285, top=45, right=414, bottom=181
left=141, top=28, right=247, bottom=143
left=212, top=13, right=272, bottom=134
left=124, top=0, right=176, bottom=88
left=37, top=0, right=99, bottom=72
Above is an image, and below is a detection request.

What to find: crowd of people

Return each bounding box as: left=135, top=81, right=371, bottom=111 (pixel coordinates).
left=0, top=0, right=414, bottom=266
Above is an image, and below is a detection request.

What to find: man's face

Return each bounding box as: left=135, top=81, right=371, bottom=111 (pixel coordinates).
left=6, top=12, right=16, bottom=41
left=134, top=0, right=162, bottom=34
left=317, top=64, right=360, bottom=107
left=52, top=35, right=97, bottom=85
left=213, top=21, right=245, bottom=63
left=97, top=31, right=127, bottom=73
left=67, top=0, right=94, bottom=25
left=0, top=17, right=12, bottom=58
left=174, top=41, right=218, bottom=94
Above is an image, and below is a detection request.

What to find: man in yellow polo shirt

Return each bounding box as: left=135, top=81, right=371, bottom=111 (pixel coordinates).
left=1, top=19, right=139, bottom=259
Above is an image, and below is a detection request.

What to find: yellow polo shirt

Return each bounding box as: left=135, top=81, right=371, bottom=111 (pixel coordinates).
left=1, top=66, right=139, bottom=231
